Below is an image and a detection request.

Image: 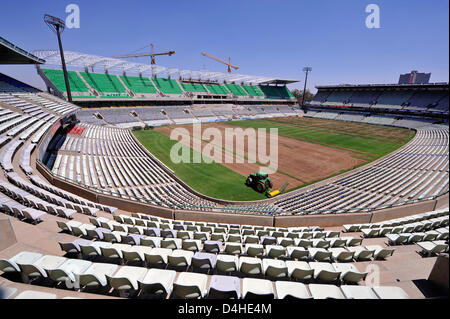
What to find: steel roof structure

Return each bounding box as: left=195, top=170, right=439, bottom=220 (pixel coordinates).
left=34, top=50, right=298, bottom=85
left=1, top=37, right=45, bottom=64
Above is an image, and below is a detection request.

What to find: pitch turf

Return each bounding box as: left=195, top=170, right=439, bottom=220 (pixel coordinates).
left=133, top=117, right=415, bottom=202
left=226, top=117, right=415, bottom=161
left=133, top=129, right=266, bottom=201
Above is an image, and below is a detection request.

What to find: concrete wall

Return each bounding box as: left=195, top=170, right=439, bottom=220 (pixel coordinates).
left=0, top=217, right=17, bottom=252
left=428, top=254, right=449, bottom=295
left=369, top=200, right=438, bottom=223
left=275, top=212, right=372, bottom=228
left=174, top=210, right=274, bottom=227
left=434, top=193, right=449, bottom=211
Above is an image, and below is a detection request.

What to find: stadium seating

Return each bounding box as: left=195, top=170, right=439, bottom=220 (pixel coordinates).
left=323, top=90, right=353, bottom=105
left=3, top=40, right=448, bottom=301
left=348, top=90, right=382, bottom=105
left=225, top=84, right=249, bottom=97
left=434, top=95, right=449, bottom=112
left=0, top=95, right=117, bottom=228
left=120, top=75, right=157, bottom=94
left=268, top=127, right=449, bottom=214
left=0, top=248, right=410, bottom=298
left=361, top=115, right=398, bottom=125
left=314, top=85, right=448, bottom=114
left=180, top=82, right=208, bottom=93
left=242, top=85, right=264, bottom=97
left=375, top=90, right=415, bottom=108
left=48, top=123, right=217, bottom=210
left=151, top=78, right=183, bottom=95
left=259, top=86, right=294, bottom=100
left=42, top=69, right=89, bottom=94
left=80, top=72, right=127, bottom=96
left=407, top=91, right=448, bottom=109
left=204, top=84, right=230, bottom=95
left=312, top=111, right=340, bottom=120
left=277, top=86, right=296, bottom=99
left=5, top=201, right=435, bottom=299
left=39, top=68, right=301, bottom=102
left=0, top=73, right=39, bottom=94
left=310, top=90, right=331, bottom=104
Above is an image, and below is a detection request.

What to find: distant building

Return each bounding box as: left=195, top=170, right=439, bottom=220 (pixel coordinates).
left=399, top=70, right=431, bottom=84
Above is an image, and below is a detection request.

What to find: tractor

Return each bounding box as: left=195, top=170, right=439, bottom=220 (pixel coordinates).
left=245, top=171, right=273, bottom=194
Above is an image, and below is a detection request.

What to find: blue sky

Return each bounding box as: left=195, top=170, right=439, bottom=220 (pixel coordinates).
left=0, top=0, right=448, bottom=92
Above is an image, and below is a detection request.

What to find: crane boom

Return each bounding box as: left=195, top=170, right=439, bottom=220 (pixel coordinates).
left=201, top=51, right=239, bottom=73
left=113, top=44, right=175, bottom=65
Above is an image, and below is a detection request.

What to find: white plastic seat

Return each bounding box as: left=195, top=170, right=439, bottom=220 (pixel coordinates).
left=138, top=268, right=177, bottom=296
left=341, top=285, right=379, bottom=299
left=0, top=251, right=43, bottom=273
left=275, top=281, right=312, bottom=299
left=78, top=262, right=119, bottom=288
left=239, top=256, right=263, bottom=276
left=262, top=259, right=288, bottom=278
left=372, top=286, right=410, bottom=299
left=173, top=272, right=208, bottom=299
left=286, top=260, right=314, bottom=280
left=309, top=284, right=346, bottom=299
left=242, top=278, right=274, bottom=299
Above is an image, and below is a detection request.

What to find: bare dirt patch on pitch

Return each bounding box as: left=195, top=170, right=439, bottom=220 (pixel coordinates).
left=155, top=122, right=365, bottom=191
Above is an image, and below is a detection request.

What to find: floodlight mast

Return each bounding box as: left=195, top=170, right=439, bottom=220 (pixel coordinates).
left=44, top=14, right=72, bottom=102
left=301, top=67, right=312, bottom=109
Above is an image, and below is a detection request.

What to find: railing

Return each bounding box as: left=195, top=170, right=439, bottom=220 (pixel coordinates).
left=37, top=158, right=449, bottom=217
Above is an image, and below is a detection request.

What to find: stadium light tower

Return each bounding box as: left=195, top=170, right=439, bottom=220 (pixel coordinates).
left=44, top=14, right=72, bottom=102
left=301, top=67, right=312, bottom=109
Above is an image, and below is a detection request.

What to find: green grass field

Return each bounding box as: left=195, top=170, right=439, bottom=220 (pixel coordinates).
left=133, top=129, right=266, bottom=201
left=133, top=117, right=415, bottom=201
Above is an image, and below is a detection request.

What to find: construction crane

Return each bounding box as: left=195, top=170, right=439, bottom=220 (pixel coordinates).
left=113, top=44, right=175, bottom=65
left=201, top=52, right=239, bottom=73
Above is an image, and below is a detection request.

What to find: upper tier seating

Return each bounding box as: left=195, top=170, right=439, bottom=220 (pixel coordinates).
left=181, top=82, right=207, bottom=93
left=407, top=91, right=448, bottom=109
left=348, top=90, right=382, bottom=105
left=42, top=69, right=88, bottom=93
left=205, top=84, right=230, bottom=95
left=259, top=86, right=295, bottom=100
left=151, top=78, right=183, bottom=95
left=324, top=90, right=354, bottom=105
left=374, top=90, right=415, bottom=107
left=225, top=84, right=248, bottom=97
left=80, top=72, right=127, bottom=95
left=242, top=85, right=264, bottom=97
left=315, top=85, right=449, bottom=115
left=311, top=90, right=332, bottom=104
left=120, top=75, right=157, bottom=94
left=434, top=95, right=449, bottom=112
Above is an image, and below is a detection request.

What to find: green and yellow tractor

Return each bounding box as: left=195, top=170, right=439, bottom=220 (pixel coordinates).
left=245, top=171, right=289, bottom=198
left=245, top=171, right=273, bottom=194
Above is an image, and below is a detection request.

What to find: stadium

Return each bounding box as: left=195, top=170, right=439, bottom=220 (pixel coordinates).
left=0, top=1, right=448, bottom=304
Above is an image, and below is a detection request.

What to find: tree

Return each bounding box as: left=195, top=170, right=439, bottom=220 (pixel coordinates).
left=291, top=88, right=315, bottom=103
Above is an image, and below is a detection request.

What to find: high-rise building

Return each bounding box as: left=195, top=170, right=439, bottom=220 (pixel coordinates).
left=399, top=70, right=431, bottom=84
